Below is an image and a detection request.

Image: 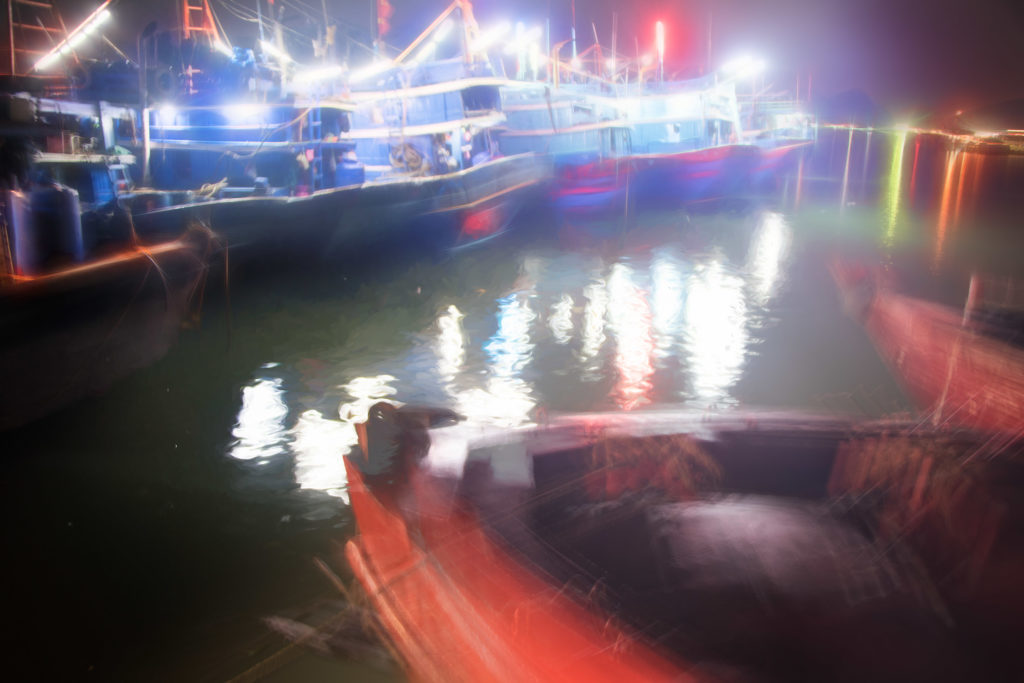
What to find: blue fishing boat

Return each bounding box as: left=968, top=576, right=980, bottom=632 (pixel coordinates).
left=0, top=98, right=214, bottom=431
left=134, top=2, right=548, bottom=260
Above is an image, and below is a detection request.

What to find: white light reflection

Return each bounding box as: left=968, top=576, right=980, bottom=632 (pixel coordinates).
left=549, top=294, right=575, bottom=345
left=336, top=373, right=399, bottom=449
left=607, top=263, right=655, bottom=410
left=458, top=294, right=536, bottom=427
left=337, top=374, right=399, bottom=424
left=650, top=249, right=686, bottom=357
left=436, top=305, right=466, bottom=385
left=746, top=212, right=792, bottom=307
left=230, top=378, right=289, bottom=462
left=291, top=410, right=349, bottom=501
left=578, top=278, right=608, bottom=373
left=684, top=261, right=749, bottom=405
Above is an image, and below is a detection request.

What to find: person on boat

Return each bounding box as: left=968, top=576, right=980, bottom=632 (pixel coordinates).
left=432, top=134, right=456, bottom=174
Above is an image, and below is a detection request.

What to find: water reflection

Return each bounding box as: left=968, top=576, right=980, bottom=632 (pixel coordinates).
left=230, top=377, right=289, bottom=462
left=684, top=260, right=749, bottom=405
left=747, top=212, right=792, bottom=307
left=291, top=410, right=349, bottom=502
left=579, top=277, right=609, bottom=376
left=549, top=294, right=575, bottom=345
left=607, top=263, right=656, bottom=409
left=650, top=249, right=686, bottom=357
left=436, top=304, right=466, bottom=387
left=935, top=147, right=961, bottom=265
left=459, top=293, right=537, bottom=426
left=885, top=128, right=908, bottom=245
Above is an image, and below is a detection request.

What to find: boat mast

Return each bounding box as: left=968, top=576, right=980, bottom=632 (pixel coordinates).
left=7, top=0, right=14, bottom=75
left=256, top=0, right=264, bottom=43
left=570, top=0, right=576, bottom=61
left=371, top=0, right=378, bottom=54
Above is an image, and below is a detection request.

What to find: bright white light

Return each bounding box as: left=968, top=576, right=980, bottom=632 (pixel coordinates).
left=470, top=21, right=511, bottom=52
left=33, top=3, right=113, bottom=72
left=214, top=41, right=234, bottom=58
left=607, top=263, right=655, bottom=410
left=35, top=53, right=58, bottom=70
left=746, top=212, right=791, bottom=306
left=570, top=56, right=581, bottom=69
left=528, top=42, right=544, bottom=74
left=291, top=410, right=350, bottom=501
left=294, top=64, right=343, bottom=83
left=230, top=378, right=289, bottom=461
left=220, top=103, right=262, bottom=124
left=722, top=55, right=766, bottom=77
left=578, top=277, right=608, bottom=370
left=436, top=305, right=466, bottom=385
left=549, top=294, right=574, bottom=344
left=434, top=19, right=453, bottom=42
left=651, top=249, right=686, bottom=357
left=412, top=41, right=437, bottom=63
left=655, top=21, right=665, bottom=58
left=505, top=23, right=543, bottom=56
left=605, top=57, right=616, bottom=71
left=684, top=261, right=748, bottom=405
left=157, top=105, right=177, bottom=125
left=349, top=59, right=392, bottom=83
left=260, top=39, right=293, bottom=63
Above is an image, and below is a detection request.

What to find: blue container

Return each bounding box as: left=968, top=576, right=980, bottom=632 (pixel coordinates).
left=334, top=160, right=365, bottom=187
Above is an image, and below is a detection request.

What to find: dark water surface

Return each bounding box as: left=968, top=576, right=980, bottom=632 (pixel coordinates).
left=5, top=130, right=1024, bottom=681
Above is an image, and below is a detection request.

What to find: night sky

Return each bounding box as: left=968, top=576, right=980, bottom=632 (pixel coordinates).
left=53, top=0, right=1024, bottom=118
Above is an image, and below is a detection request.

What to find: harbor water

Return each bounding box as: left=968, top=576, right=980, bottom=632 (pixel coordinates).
left=5, top=130, right=1024, bottom=681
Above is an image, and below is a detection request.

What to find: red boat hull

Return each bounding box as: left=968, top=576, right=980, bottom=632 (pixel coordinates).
left=343, top=459, right=697, bottom=682
left=835, top=265, right=1024, bottom=435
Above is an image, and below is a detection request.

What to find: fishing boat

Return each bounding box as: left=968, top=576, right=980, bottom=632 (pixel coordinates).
left=498, top=82, right=630, bottom=214
left=1, top=193, right=211, bottom=436
left=498, top=66, right=812, bottom=215
left=833, top=264, right=1024, bottom=435
left=133, top=1, right=548, bottom=261
left=0, top=3, right=219, bottom=430
left=342, top=402, right=1024, bottom=681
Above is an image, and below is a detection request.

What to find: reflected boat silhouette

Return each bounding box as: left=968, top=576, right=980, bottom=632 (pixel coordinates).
left=343, top=403, right=1024, bottom=681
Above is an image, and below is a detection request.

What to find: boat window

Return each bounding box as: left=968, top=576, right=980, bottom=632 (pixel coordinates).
left=462, top=85, right=500, bottom=113
left=91, top=168, right=115, bottom=205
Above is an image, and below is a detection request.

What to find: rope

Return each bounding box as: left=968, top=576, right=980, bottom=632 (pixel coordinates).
left=388, top=142, right=426, bottom=175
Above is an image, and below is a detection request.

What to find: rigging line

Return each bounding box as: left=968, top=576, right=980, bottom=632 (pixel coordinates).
left=215, top=0, right=259, bottom=24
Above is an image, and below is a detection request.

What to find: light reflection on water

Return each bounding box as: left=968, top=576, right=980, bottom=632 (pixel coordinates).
left=548, top=294, right=575, bottom=345
left=746, top=212, right=792, bottom=307
left=229, top=373, right=401, bottom=506
left=579, top=277, right=609, bottom=375
left=230, top=377, right=288, bottom=462
left=607, top=262, right=656, bottom=410
left=227, top=212, right=802, bottom=499
left=465, top=291, right=538, bottom=427
left=651, top=248, right=687, bottom=357
left=291, top=410, right=349, bottom=502
left=684, top=260, right=750, bottom=405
